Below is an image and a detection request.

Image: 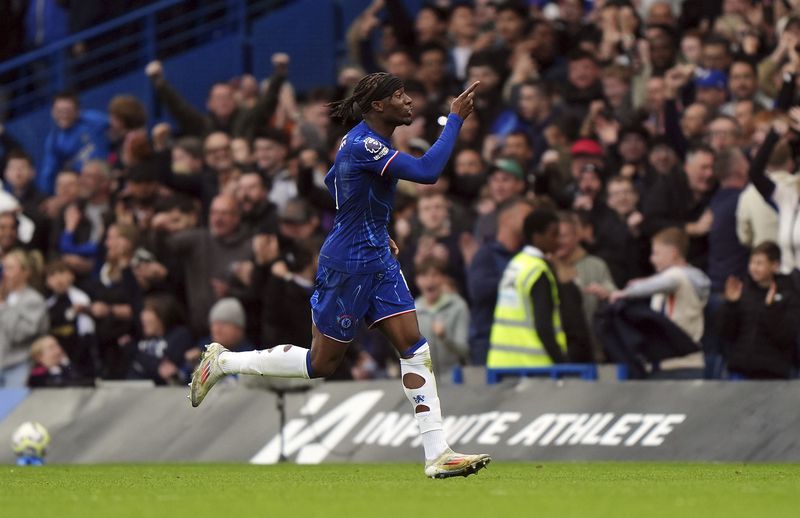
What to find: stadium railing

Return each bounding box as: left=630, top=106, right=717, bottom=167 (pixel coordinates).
left=0, top=0, right=293, bottom=117
left=1, top=0, right=376, bottom=164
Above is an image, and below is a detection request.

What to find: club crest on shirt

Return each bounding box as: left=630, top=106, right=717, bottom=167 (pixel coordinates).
left=364, top=137, right=389, bottom=160
left=337, top=314, right=354, bottom=330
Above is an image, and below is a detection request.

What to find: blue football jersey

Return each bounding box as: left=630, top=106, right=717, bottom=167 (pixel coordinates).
left=319, top=121, right=401, bottom=274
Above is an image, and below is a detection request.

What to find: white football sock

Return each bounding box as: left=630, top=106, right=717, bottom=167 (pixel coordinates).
left=399, top=340, right=449, bottom=460
left=219, top=345, right=310, bottom=379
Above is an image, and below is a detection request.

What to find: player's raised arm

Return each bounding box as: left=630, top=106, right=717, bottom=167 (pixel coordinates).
left=384, top=82, right=480, bottom=184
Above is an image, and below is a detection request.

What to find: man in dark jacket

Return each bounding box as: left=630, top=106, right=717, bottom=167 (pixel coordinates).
left=467, top=199, right=532, bottom=365
left=144, top=53, right=288, bottom=139
left=642, top=144, right=716, bottom=270
left=720, top=242, right=800, bottom=379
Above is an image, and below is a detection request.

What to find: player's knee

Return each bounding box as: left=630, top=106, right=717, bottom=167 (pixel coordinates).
left=310, top=356, right=339, bottom=378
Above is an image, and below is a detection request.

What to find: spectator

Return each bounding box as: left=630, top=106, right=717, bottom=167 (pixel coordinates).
left=27, top=335, right=86, bottom=388
left=128, top=294, right=193, bottom=385
left=85, top=222, right=142, bottom=379
left=721, top=60, right=771, bottom=116
left=562, top=50, right=604, bottom=120
left=748, top=115, right=800, bottom=273
left=488, top=209, right=567, bottom=367
left=708, top=147, right=751, bottom=293
left=707, top=115, right=742, bottom=153
left=39, top=91, right=109, bottom=195
left=254, top=128, right=295, bottom=212
left=170, top=137, right=205, bottom=176
left=44, top=260, right=95, bottom=377
left=695, top=68, right=730, bottom=113
left=3, top=150, right=48, bottom=250
left=401, top=192, right=466, bottom=296
left=720, top=242, right=800, bottom=379
left=277, top=198, right=322, bottom=243
left=107, top=95, right=147, bottom=171
left=0, top=249, right=49, bottom=387
left=236, top=172, right=278, bottom=238
left=642, top=144, right=716, bottom=270
left=592, top=228, right=710, bottom=378
left=78, top=159, right=113, bottom=242
left=56, top=201, right=101, bottom=278
left=166, top=194, right=251, bottom=337
left=473, top=158, right=526, bottom=244
left=0, top=212, right=24, bottom=258
left=554, top=211, right=616, bottom=359
left=467, top=199, right=532, bottom=365
left=207, top=297, right=253, bottom=352
left=40, top=170, right=81, bottom=222
left=449, top=148, right=485, bottom=213
left=737, top=140, right=793, bottom=250
left=594, top=176, right=647, bottom=286
left=257, top=238, right=318, bottom=353
left=143, top=54, right=287, bottom=139
left=414, top=258, right=469, bottom=378
left=448, top=3, right=478, bottom=81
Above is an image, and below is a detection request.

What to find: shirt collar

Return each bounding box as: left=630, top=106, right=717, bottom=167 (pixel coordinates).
left=522, top=245, right=544, bottom=258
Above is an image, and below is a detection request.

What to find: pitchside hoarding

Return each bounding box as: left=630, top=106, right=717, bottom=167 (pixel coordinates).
left=1, top=380, right=799, bottom=464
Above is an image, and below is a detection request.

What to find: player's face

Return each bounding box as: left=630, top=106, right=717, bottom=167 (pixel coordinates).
left=380, top=88, right=413, bottom=126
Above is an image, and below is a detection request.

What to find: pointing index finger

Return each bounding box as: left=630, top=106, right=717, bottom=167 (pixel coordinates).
left=460, top=81, right=480, bottom=98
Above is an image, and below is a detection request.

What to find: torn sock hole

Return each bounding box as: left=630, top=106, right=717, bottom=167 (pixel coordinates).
left=283, top=345, right=292, bottom=352
left=414, top=405, right=430, bottom=413
left=402, top=373, right=426, bottom=389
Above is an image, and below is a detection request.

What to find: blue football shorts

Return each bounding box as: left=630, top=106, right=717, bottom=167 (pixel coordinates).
left=310, top=259, right=416, bottom=343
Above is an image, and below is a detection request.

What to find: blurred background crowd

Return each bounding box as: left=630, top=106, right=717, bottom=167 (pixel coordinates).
left=2, top=0, right=800, bottom=388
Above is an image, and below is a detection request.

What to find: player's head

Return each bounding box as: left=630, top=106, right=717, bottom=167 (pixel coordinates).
left=328, top=72, right=411, bottom=126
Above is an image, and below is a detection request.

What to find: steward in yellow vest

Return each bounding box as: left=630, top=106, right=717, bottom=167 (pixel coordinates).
left=488, top=210, right=567, bottom=367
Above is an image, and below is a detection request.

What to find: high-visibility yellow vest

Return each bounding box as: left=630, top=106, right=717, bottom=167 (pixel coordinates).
left=487, top=246, right=567, bottom=367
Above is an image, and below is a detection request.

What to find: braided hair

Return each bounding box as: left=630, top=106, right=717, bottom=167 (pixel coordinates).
left=328, top=72, right=404, bottom=122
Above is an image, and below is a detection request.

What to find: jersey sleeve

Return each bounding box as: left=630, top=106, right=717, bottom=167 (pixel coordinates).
left=351, top=135, right=400, bottom=177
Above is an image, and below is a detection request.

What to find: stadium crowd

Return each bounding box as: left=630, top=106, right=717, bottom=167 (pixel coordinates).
left=2, top=0, right=800, bottom=387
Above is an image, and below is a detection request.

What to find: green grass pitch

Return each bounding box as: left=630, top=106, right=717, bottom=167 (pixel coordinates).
left=2, top=463, right=799, bottom=518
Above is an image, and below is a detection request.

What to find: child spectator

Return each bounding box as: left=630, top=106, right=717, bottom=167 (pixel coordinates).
left=45, top=260, right=95, bottom=377
left=27, top=335, right=87, bottom=388
left=591, top=228, right=711, bottom=378
left=720, top=242, right=800, bottom=379
left=128, top=294, right=193, bottom=385
left=414, top=258, right=469, bottom=378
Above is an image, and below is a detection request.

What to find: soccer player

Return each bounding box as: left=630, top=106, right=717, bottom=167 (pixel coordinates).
left=190, top=73, right=490, bottom=478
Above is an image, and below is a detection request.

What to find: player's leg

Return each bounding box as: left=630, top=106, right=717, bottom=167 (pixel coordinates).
left=189, top=324, right=351, bottom=407
left=376, top=312, right=490, bottom=478
left=190, top=266, right=361, bottom=406
left=214, top=325, right=347, bottom=378
left=369, top=264, right=490, bottom=478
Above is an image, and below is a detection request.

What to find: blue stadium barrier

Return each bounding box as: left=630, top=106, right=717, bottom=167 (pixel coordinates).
left=0, top=388, right=29, bottom=423
left=451, top=364, right=598, bottom=384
